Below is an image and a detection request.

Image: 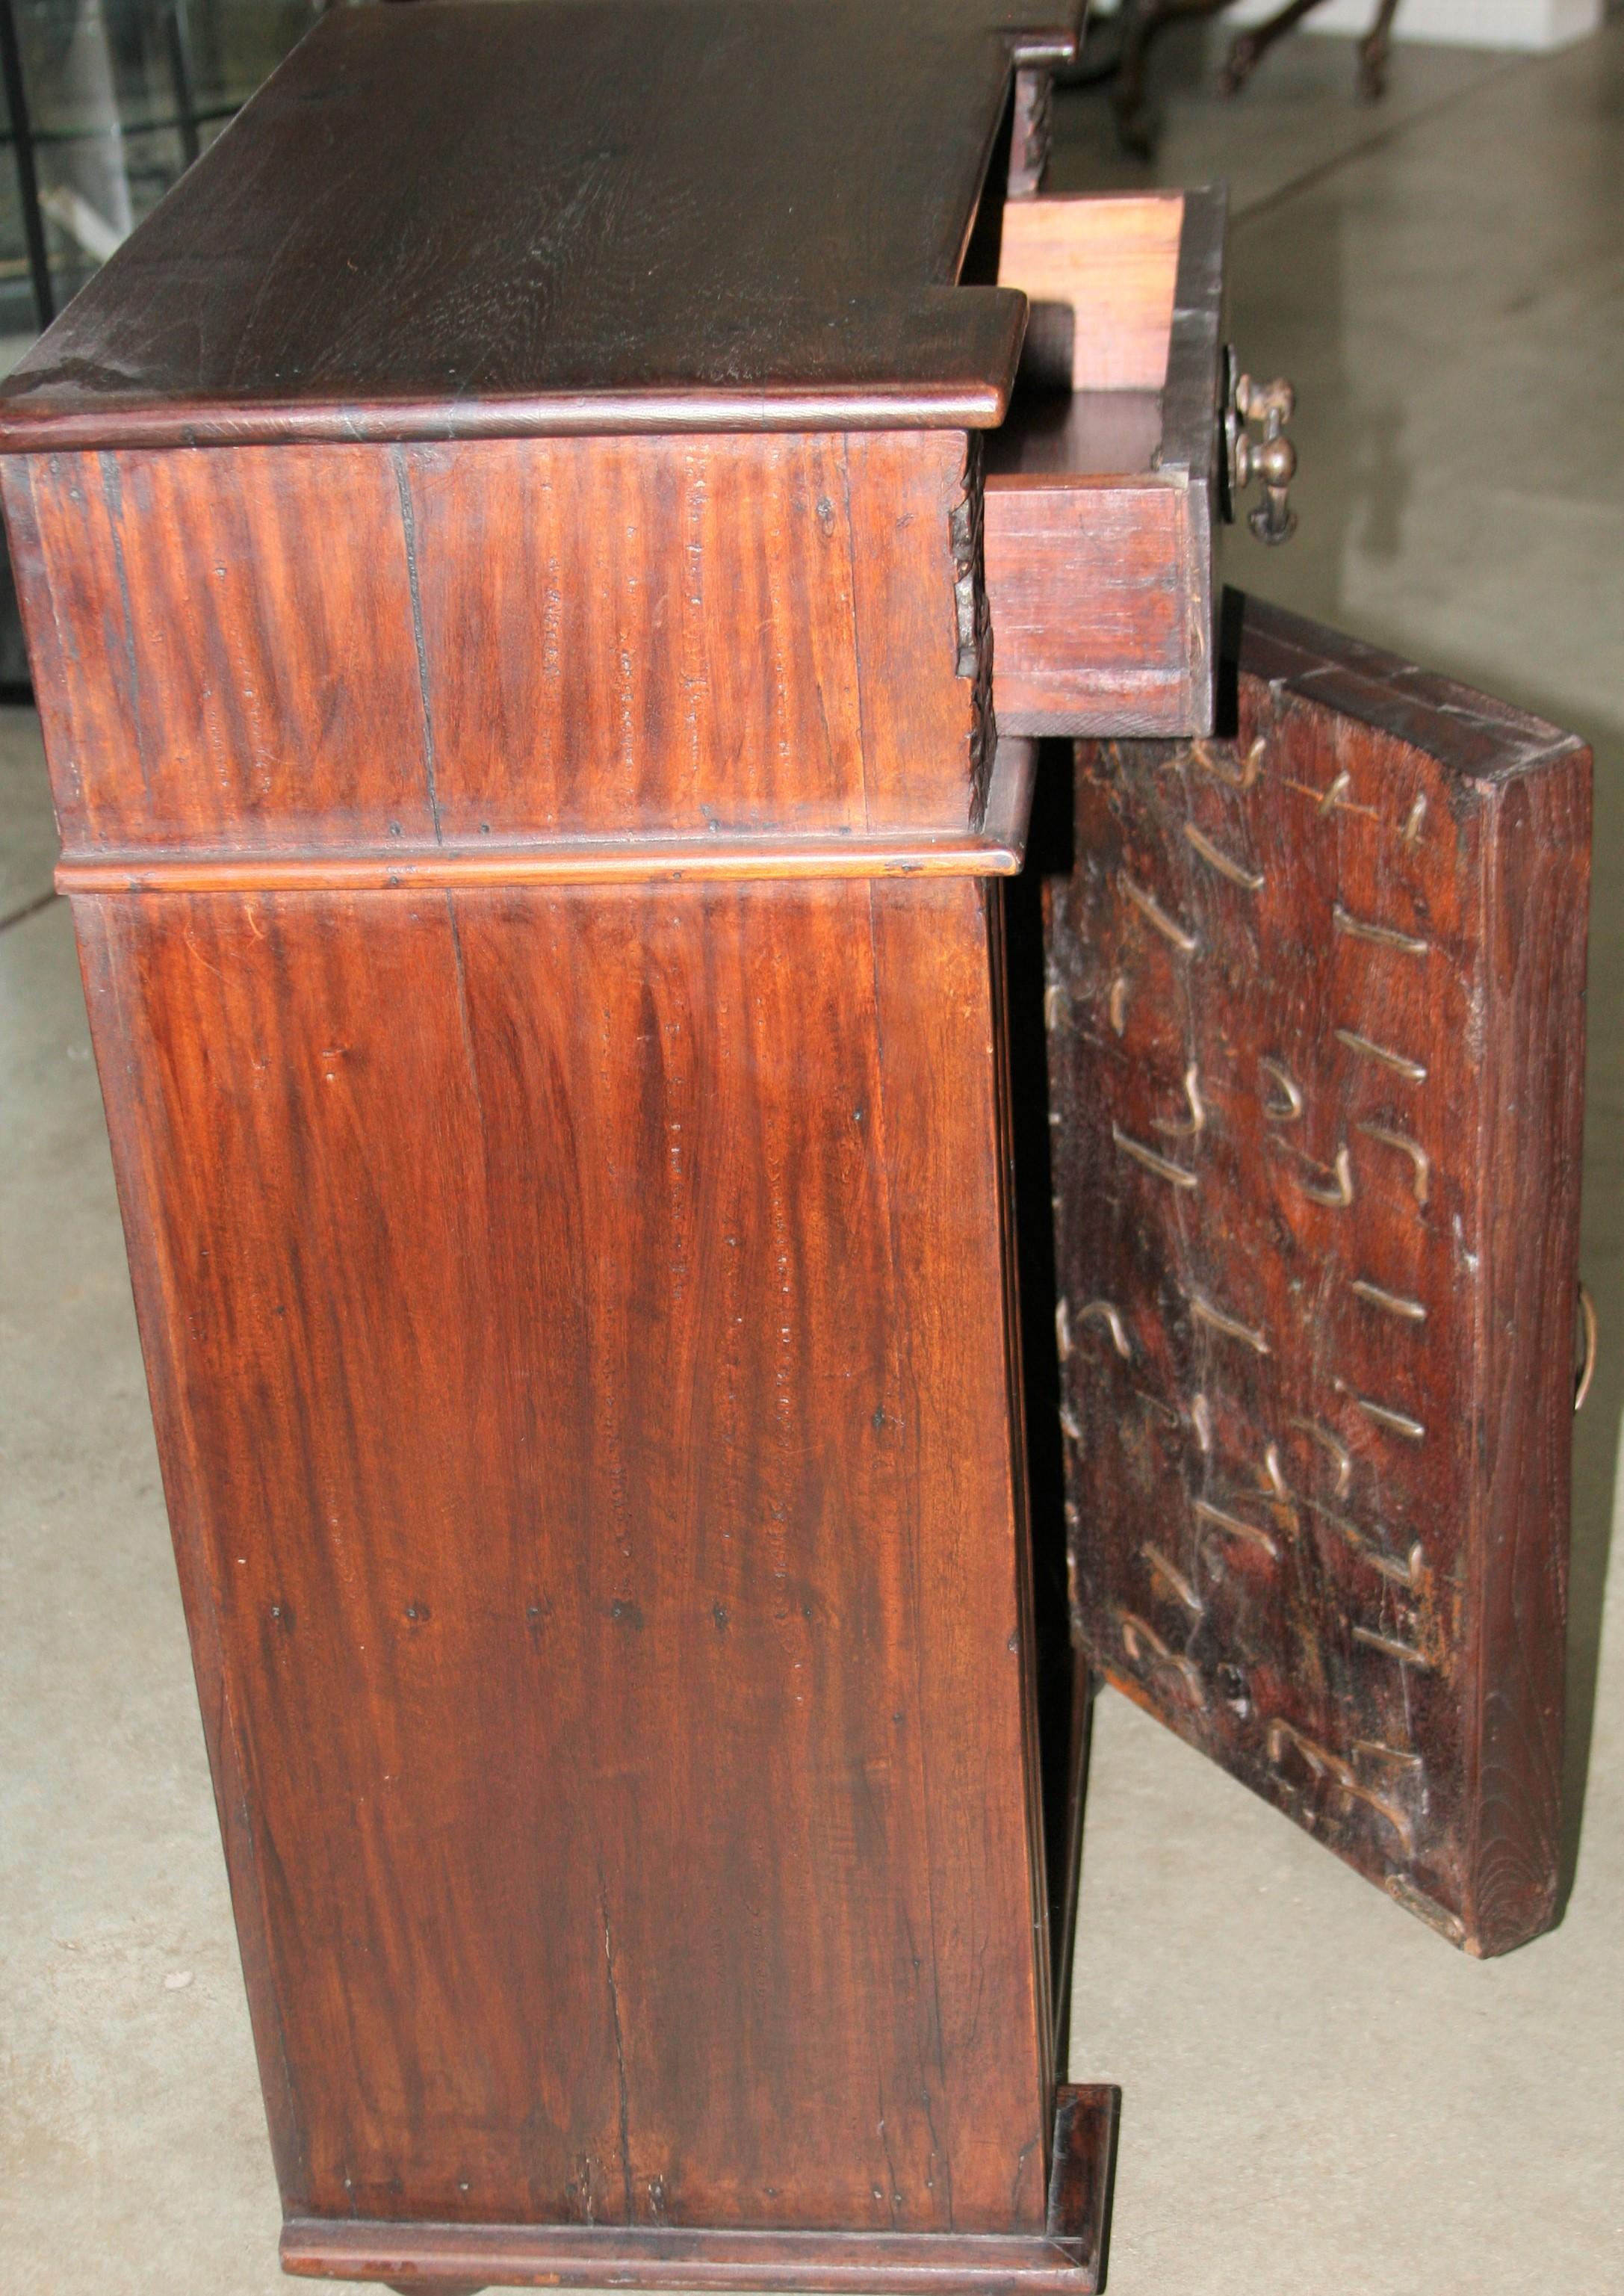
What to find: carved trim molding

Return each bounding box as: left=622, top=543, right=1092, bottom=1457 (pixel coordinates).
left=951, top=432, right=998, bottom=826
left=1006, top=66, right=1054, bottom=200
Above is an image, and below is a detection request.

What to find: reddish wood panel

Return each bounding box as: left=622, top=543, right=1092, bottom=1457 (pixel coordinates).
left=6, top=430, right=982, bottom=858
left=282, top=2082, right=1118, bottom=2292
left=983, top=480, right=1198, bottom=734
left=74, top=874, right=1051, bottom=2228
left=399, top=431, right=978, bottom=839
left=7, top=445, right=433, bottom=855
left=1044, top=597, right=1589, bottom=1956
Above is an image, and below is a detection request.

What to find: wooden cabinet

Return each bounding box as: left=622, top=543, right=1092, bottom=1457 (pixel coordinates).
left=0, top=3, right=1588, bottom=2289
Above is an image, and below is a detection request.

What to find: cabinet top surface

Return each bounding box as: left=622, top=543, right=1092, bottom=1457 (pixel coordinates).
left=0, top=0, right=1082, bottom=454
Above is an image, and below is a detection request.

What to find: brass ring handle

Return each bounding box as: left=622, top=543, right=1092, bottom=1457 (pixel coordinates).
left=1224, top=351, right=1298, bottom=545
left=1575, top=1283, right=1597, bottom=1414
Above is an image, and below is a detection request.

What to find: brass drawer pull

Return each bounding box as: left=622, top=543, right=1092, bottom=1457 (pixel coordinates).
left=1225, top=352, right=1298, bottom=543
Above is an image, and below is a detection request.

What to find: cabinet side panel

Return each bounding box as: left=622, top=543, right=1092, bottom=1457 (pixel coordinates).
left=73, top=878, right=1047, bottom=2232
left=17, top=447, right=435, bottom=855
left=399, top=433, right=873, bottom=838
left=14, top=434, right=982, bottom=855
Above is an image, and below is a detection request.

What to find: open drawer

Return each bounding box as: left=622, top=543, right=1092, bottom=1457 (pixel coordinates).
left=986, top=188, right=1226, bottom=738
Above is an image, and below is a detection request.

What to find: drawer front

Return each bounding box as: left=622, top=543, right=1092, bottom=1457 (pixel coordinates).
left=985, top=189, right=1226, bottom=738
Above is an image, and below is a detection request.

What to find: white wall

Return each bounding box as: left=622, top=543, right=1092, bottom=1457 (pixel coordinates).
left=1220, top=0, right=1602, bottom=46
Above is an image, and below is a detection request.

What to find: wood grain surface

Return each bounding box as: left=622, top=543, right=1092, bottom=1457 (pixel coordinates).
left=985, top=480, right=1195, bottom=735
left=0, top=0, right=1088, bottom=448
left=1044, top=595, right=1589, bottom=1956
left=74, top=874, right=1056, bottom=2227
left=985, top=191, right=1224, bottom=740
left=0, top=5, right=1147, bottom=2283
left=280, top=2085, right=1118, bottom=2294
left=285, top=2212, right=1089, bottom=2292
left=996, top=197, right=1184, bottom=392
left=5, top=430, right=986, bottom=858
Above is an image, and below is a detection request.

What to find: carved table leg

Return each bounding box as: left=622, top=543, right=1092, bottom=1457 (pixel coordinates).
left=1360, top=0, right=1403, bottom=99
left=1219, top=0, right=1326, bottom=95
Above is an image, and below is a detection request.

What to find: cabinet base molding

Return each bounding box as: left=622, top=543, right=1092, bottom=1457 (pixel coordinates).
left=283, top=2088, right=1119, bottom=2296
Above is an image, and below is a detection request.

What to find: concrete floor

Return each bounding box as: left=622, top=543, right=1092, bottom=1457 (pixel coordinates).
left=2, top=22, right=1622, bottom=2295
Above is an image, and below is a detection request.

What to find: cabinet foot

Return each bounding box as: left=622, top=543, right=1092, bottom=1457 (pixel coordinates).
left=288, top=2091, right=1120, bottom=2292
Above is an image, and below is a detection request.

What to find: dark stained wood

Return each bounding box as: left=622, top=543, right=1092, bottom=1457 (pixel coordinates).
left=986, top=391, right=1165, bottom=480
left=50, top=731, right=1042, bottom=897
left=47, top=728, right=1040, bottom=897
left=0, top=0, right=1109, bottom=2230
left=985, top=481, right=1197, bottom=734
left=1044, top=2085, right=1118, bottom=2289
left=1005, top=68, right=1055, bottom=202
left=0, top=1, right=1087, bottom=450
left=74, top=874, right=1055, bottom=2229
left=985, top=190, right=1224, bottom=738
left=16, top=0, right=1587, bottom=2278
left=284, top=2087, right=1117, bottom=2292
left=1044, top=594, right=1590, bottom=1956
left=0, top=2, right=1127, bottom=2283
left=4, top=430, right=988, bottom=862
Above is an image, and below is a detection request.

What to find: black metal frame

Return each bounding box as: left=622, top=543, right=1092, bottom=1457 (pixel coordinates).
left=0, top=0, right=238, bottom=328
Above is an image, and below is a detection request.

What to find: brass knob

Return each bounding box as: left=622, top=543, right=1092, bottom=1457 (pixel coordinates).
left=1235, top=374, right=1295, bottom=427
left=1224, top=358, right=1298, bottom=545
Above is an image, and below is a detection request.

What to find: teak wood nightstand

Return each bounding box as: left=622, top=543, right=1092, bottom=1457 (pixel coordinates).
left=0, top=4, right=1589, bottom=2290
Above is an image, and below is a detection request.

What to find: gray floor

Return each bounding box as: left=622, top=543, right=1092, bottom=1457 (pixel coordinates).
left=2, top=23, right=1622, bottom=2295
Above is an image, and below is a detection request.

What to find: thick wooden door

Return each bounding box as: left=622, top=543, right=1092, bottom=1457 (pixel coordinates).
left=1044, top=594, right=1590, bottom=1958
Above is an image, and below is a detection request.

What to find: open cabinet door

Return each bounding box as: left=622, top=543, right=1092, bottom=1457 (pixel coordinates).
left=1044, top=593, right=1590, bottom=1958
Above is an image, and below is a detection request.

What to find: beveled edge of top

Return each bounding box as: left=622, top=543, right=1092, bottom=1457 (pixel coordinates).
left=0, top=358, right=1023, bottom=456
left=0, top=0, right=1086, bottom=455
